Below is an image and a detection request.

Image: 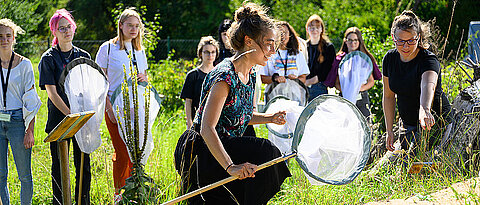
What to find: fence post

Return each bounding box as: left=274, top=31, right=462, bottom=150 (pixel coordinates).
left=167, top=36, right=170, bottom=55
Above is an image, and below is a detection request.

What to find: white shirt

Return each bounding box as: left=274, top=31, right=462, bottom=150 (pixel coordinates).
left=1, top=59, right=36, bottom=110
left=95, top=41, right=148, bottom=96
left=260, top=49, right=310, bottom=77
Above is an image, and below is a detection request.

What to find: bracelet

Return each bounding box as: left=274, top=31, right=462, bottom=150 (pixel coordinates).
left=225, top=163, right=234, bottom=172
left=271, top=73, right=279, bottom=83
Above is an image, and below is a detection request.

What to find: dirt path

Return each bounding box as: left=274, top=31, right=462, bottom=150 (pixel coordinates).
left=366, top=177, right=480, bottom=205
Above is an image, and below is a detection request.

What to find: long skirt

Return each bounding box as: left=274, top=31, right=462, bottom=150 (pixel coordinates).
left=174, top=126, right=291, bottom=205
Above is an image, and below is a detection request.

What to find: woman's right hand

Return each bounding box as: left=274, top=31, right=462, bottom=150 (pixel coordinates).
left=385, top=130, right=395, bottom=152
left=227, top=163, right=257, bottom=179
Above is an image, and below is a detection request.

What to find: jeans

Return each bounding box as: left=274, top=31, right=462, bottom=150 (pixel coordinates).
left=308, top=83, right=328, bottom=102
left=0, top=109, right=32, bottom=205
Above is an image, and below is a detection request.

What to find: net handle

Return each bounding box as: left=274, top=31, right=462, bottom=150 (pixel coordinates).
left=161, top=152, right=297, bottom=205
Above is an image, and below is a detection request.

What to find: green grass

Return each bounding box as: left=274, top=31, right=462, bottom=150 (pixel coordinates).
left=2, top=58, right=478, bottom=204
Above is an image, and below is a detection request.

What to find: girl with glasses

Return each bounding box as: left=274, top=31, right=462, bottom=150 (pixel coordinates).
left=382, top=11, right=453, bottom=157
left=304, top=14, right=336, bottom=101
left=324, top=27, right=382, bottom=118
left=0, top=18, right=41, bottom=205
left=95, top=8, right=148, bottom=198
left=38, top=9, right=92, bottom=205
left=175, top=3, right=290, bottom=204
left=181, top=36, right=219, bottom=129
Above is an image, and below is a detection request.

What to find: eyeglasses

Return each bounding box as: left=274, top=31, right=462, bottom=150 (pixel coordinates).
left=308, top=26, right=322, bottom=32
left=345, top=38, right=359, bottom=43
left=393, top=35, right=419, bottom=46
left=202, top=51, right=216, bottom=56
left=58, top=25, right=72, bottom=33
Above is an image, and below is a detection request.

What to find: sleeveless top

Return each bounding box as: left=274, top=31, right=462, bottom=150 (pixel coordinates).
left=193, top=58, right=256, bottom=138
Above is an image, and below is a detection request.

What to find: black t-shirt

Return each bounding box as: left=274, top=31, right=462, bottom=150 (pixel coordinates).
left=38, top=46, right=91, bottom=133
left=306, top=41, right=335, bottom=82
left=383, top=49, right=451, bottom=126
left=180, top=68, right=207, bottom=119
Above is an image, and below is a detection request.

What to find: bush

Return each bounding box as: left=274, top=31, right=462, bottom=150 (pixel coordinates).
left=148, top=51, right=198, bottom=112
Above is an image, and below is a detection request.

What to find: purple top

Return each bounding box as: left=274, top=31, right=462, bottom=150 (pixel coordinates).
left=323, top=52, right=382, bottom=87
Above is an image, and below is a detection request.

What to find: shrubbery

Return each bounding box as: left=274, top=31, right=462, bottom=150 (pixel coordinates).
left=148, top=51, right=198, bottom=112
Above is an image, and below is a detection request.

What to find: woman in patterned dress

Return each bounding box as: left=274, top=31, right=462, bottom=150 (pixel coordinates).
left=175, top=3, right=291, bottom=205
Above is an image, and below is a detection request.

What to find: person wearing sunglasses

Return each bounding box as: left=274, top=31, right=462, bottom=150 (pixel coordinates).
left=175, top=3, right=290, bottom=204
left=383, top=11, right=453, bottom=158
left=324, top=27, right=382, bottom=118
left=38, top=9, right=92, bottom=205
left=181, top=36, right=219, bottom=129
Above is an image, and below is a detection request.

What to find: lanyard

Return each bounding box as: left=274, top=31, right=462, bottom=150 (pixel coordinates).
left=1, top=51, right=14, bottom=110
left=124, top=48, right=139, bottom=73
left=277, top=50, right=288, bottom=76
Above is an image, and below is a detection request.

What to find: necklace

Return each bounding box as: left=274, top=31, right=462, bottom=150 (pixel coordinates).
left=63, top=49, right=73, bottom=62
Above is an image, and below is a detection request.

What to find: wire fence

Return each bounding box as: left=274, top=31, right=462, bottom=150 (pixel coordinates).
left=15, top=38, right=200, bottom=61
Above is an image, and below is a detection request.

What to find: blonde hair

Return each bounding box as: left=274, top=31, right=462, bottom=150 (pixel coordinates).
left=0, top=18, right=25, bottom=46
left=197, top=36, right=220, bottom=60
left=305, top=14, right=330, bottom=63
left=113, top=8, right=144, bottom=51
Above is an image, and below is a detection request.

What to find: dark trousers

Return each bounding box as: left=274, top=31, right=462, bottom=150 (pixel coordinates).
left=50, top=138, right=91, bottom=205
left=355, top=90, right=371, bottom=119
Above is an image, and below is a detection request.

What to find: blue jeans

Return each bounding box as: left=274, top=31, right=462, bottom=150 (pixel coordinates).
left=0, top=109, right=32, bottom=205
left=308, top=83, right=328, bottom=102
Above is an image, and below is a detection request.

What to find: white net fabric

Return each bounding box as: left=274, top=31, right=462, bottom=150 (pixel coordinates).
left=64, top=60, right=109, bottom=154
left=265, top=79, right=308, bottom=106
left=293, top=95, right=370, bottom=185
left=264, top=97, right=304, bottom=154
left=112, top=82, right=160, bottom=164
left=338, top=51, right=373, bottom=103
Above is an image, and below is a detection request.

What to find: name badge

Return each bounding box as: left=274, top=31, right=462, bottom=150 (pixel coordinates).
left=0, top=113, right=10, bottom=122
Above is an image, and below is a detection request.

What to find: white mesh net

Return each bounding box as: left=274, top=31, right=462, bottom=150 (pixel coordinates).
left=338, top=51, right=373, bottom=103
left=64, top=60, right=109, bottom=154
left=112, top=83, right=161, bottom=164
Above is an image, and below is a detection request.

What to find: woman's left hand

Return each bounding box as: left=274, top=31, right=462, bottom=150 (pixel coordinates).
left=24, top=131, right=34, bottom=149
left=271, top=111, right=287, bottom=125
left=137, top=73, right=148, bottom=82
left=419, top=106, right=435, bottom=130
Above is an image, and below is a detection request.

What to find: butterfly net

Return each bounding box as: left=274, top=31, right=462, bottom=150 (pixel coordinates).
left=62, top=58, right=109, bottom=154
left=291, top=95, right=371, bottom=185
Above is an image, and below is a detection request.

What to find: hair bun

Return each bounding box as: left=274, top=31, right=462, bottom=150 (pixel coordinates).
left=235, top=3, right=264, bottom=22
left=401, top=10, right=417, bottom=19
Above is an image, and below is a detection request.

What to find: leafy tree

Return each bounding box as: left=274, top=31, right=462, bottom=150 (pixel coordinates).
left=0, top=0, right=47, bottom=56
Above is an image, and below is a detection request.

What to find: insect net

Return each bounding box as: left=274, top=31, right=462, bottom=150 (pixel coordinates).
left=338, top=51, right=373, bottom=103
left=60, top=58, right=109, bottom=154
left=263, top=96, right=304, bottom=154
left=291, top=95, right=371, bottom=185
left=110, top=80, right=162, bottom=164
left=264, top=79, right=309, bottom=106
